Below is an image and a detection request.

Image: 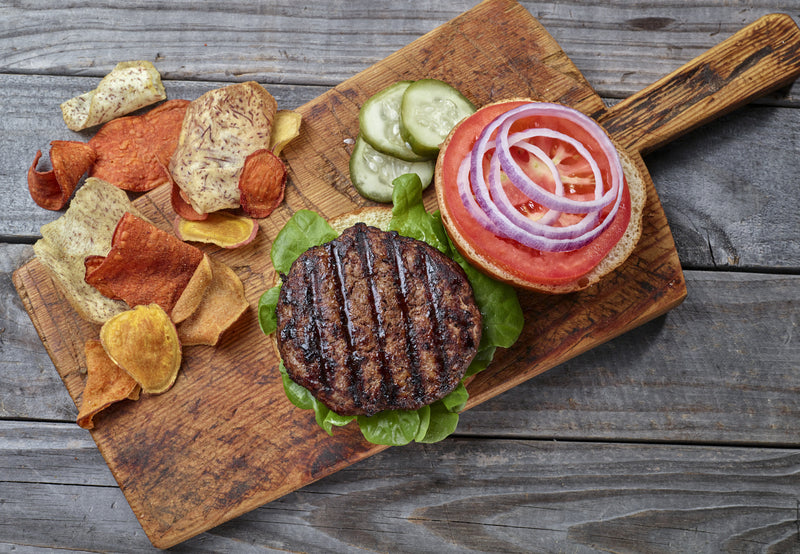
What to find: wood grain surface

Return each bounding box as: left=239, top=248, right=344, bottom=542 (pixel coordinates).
left=9, top=0, right=690, bottom=547
left=3, top=0, right=800, bottom=551
left=598, top=13, right=800, bottom=154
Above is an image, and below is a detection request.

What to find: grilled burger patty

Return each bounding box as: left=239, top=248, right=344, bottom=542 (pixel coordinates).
left=275, top=223, right=482, bottom=416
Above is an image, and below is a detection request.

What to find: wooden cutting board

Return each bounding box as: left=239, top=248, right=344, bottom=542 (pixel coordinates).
left=12, top=0, right=800, bottom=547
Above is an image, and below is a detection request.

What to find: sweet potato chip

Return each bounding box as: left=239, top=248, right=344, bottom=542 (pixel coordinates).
left=89, top=99, right=190, bottom=192
left=169, top=81, right=277, bottom=214
left=82, top=255, right=108, bottom=284
left=84, top=212, right=205, bottom=318
left=33, top=178, right=147, bottom=324
left=61, top=61, right=167, bottom=132
left=77, top=339, right=140, bottom=430
left=174, top=212, right=258, bottom=248
left=178, top=257, right=248, bottom=346
left=170, top=176, right=207, bottom=221
left=269, top=110, right=302, bottom=156
left=170, top=253, right=213, bottom=324
left=28, top=141, right=97, bottom=211
left=100, top=304, right=181, bottom=395
left=238, top=148, right=287, bottom=218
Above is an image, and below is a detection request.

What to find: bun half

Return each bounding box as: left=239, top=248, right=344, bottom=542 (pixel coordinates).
left=434, top=101, right=647, bottom=294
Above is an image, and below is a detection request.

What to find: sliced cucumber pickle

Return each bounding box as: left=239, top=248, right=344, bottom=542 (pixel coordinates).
left=349, top=135, right=434, bottom=203
left=400, top=78, right=476, bottom=158
left=358, top=81, right=430, bottom=162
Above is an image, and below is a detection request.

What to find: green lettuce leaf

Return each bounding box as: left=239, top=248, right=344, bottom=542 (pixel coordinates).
left=417, top=402, right=460, bottom=443
left=257, top=284, right=281, bottom=336
left=279, top=361, right=356, bottom=434
left=357, top=410, right=421, bottom=446
left=445, top=235, right=524, bottom=349
left=389, top=173, right=450, bottom=253
left=261, top=174, right=524, bottom=446
left=270, top=209, right=338, bottom=274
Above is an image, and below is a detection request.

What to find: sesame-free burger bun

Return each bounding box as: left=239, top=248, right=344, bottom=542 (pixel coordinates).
left=434, top=99, right=647, bottom=294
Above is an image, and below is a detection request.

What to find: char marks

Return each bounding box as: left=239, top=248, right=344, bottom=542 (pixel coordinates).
left=276, top=223, right=482, bottom=416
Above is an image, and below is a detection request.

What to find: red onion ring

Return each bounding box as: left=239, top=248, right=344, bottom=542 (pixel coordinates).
left=455, top=102, right=624, bottom=253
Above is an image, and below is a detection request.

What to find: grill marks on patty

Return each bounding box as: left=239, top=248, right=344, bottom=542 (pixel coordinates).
left=276, top=223, right=482, bottom=416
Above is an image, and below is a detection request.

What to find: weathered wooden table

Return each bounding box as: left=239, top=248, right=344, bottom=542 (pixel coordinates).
left=2, top=1, right=799, bottom=551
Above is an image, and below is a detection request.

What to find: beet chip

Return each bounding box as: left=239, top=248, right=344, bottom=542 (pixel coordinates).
left=28, top=141, right=97, bottom=211
left=169, top=173, right=207, bottom=222
left=77, top=339, right=140, bottom=430
left=238, top=148, right=287, bottom=218
left=85, top=212, right=204, bottom=317
left=88, top=99, right=189, bottom=192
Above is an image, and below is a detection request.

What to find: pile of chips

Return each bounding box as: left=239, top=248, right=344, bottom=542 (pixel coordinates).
left=29, top=61, right=302, bottom=429
left=38, top=181, right=251, bottom=428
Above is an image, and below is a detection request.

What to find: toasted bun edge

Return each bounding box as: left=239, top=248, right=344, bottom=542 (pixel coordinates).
left=434, top=99, right=647, bottom=294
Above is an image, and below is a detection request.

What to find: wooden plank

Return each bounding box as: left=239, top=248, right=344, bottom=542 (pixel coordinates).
left=8, top=1, right=686, bottom=546
left=0, top=244, right=76, bottom=420
left=0, top=1, right=467, bottom=86
left=0, top=0, right=797, bottom=104
left=461, top=271, right=800, bottom=445
left=5, top=242, right=799, bottom=446
left=531, top=0, right=800, bottom=104
left=597, top=13, right=800, bottom=155
left=4, top=79, right=799, bottom=270
left=643, top=105, right=800, bottom=271
left=2, top=421, right=799, bottom=552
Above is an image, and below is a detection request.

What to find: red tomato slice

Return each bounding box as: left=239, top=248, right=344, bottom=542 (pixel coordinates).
left=438, top=101, right=631, bottom=287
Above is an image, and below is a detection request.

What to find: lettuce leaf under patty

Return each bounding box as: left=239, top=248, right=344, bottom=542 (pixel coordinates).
left=258, top=173, right=523, bottom=445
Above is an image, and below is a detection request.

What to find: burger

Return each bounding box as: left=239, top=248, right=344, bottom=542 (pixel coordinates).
left=259, top=98, right=645, bottom=445
left=258, top=174, right=524, bottom=445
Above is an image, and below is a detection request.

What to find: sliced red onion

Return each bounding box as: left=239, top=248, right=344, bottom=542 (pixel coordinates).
left=497, top=140, right=564, bottom=226
left=458, top=102, right=625, bottom=253
left=498, top=128, right=612, bottom=213
left=457, top=156, right=498, bottom=233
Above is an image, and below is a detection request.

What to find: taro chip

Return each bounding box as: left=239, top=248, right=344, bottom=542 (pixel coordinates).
left=269, top=110, right=302, bottom=156
left=178, top=258, right=248, bottom=346
left=169, top=81, right=278, bottom=214
left=33, top=178, right=147, bottom=324
left=174, top=211, right=258, bottom=249
left=238, top=148, right=287, bottom=218
left=84, top=212, right=205, bottom=318
left=99, top=304, right=182, bottom=395
left=77, top=339, right=140, bottom=430
left=61, top=61, right=167, bottom=132
left=89, top=99, right=190, bottom=192
left=28, top=141, right=97, bottom=211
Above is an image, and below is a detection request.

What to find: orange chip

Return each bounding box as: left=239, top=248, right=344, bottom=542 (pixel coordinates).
left=170, top=176, right=207, bottom=221
left=83, top=255, right=108, bottom=280
left=77, top=339, right=140, bottom=430
left=84, top=212, right=204, bottom=317
left=174, top=211, right=258, bottom=249
left=28, top=141, right=97, bottom=211
left=99, top=304, right=182, bottom=395
left=88, top=99, right=189, bottom=192
left=170, top=253, right=213, bottom=324
left=178, top=257, right=249, bottom=346
left=238, top=148, right=287, bottom=218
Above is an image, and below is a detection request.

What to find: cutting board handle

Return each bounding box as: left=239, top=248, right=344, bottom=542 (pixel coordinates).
left=597, top=13, right=800, bottom=155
